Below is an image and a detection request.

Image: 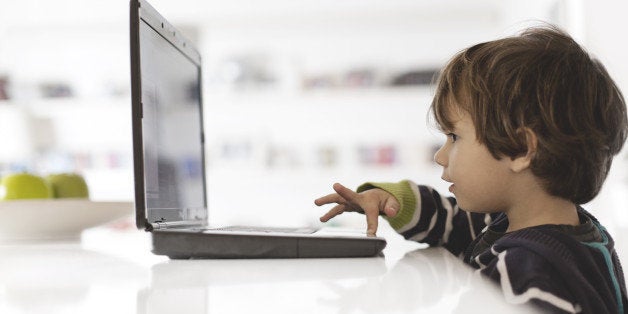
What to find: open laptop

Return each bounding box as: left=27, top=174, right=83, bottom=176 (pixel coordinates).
left=129, top=0, right=386, bottom=259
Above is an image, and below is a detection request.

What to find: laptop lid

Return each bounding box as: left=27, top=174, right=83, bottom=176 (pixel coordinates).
left=130, top=0, right=208, bottom=231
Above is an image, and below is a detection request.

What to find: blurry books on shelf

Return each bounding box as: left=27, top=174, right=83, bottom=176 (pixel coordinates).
left=209, top=138, right=424, bottom=171
left=316, top=146, right=339, bottom=169
left=343, top=68, right=377, bottom=88
left=0, top=76, right=10, bottom=101
left=207, top=51, right=440, bottom=93
left=4, top=77, right=130, bottom=103
left=33, top=151, right=131, bottom=174
left=215, top=140, right=254, bottom=165
left=265, top=144, right=300, bottom=169
left=358, top=144, right=398, bottom=167
left=102, top=80, right=131, bottom=98
left=301, top=67, right=440, bottom=91
left=39, top=82, right=74, bottom=98
left=301, top=75, right=337, bottom=90
left=210, top=54, right=278, bottom=90
left=390, top=69, right=439, bottom=86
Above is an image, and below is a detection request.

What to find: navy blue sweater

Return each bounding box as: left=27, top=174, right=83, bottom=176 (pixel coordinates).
left=360, top=181, right=628, bottom=313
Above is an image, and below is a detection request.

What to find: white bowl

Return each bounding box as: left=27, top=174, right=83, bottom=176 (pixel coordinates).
left=0, top=199, right=133, bottom=241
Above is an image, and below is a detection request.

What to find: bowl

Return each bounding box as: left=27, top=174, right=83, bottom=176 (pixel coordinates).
left=0, top=199, right=133, bottom=241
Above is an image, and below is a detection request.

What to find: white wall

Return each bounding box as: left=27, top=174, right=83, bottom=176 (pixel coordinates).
left=579, top=0, right=628, bottom=259
left=0, top=0, right=627, bottom=233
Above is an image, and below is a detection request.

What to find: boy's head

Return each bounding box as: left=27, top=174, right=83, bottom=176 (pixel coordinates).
left=431, top=26, right=628, bottom=204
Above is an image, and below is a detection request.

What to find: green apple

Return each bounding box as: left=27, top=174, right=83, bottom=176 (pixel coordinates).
left=0, top=173, right=53, bottom=200
left=45, top=173, right=89, bottom=199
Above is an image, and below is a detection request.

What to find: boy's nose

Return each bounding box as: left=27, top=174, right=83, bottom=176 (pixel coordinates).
left=434, top=145, right=447, bottom=167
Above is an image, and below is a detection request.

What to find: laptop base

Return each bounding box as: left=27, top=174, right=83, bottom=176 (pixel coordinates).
left=151, top=229, right=386, bottom=259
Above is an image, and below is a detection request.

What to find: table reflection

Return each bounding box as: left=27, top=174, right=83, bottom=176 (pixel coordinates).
left=0, top=243, right=148, bottom=314
left=139, top=248, right=534, bottom=314
left=0, top=241, right=536, bottom=313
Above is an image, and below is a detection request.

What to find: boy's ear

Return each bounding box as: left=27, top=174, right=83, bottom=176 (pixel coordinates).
left=510, top=127, right=537, bottom=173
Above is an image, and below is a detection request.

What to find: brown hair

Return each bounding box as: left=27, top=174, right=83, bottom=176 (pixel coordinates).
left=431, top=26, right=628, bottom=204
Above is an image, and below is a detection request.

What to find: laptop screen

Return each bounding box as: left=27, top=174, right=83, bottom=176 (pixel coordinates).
left=131, top=0, right=207, bottom=228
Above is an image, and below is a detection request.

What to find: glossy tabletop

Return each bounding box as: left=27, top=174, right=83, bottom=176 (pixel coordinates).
left=0, top=223, right=534, bottom=314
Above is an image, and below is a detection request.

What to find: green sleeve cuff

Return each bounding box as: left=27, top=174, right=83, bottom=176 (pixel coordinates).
left=357, top=180, right=417, bottom=231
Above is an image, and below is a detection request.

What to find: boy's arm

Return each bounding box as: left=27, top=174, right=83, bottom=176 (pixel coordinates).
left=480, top=247, right=582, bottom=313
left=358, top=180, right=492, bottom=256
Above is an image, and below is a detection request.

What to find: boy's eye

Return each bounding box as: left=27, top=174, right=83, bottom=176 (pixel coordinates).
left=447, top=133, right=458, bottom=142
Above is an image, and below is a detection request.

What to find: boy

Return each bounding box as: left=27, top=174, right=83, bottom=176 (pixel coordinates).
left=315, top=26, right=628, bottom=313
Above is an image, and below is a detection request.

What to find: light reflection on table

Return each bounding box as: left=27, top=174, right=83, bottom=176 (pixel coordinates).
left=0, top=227, right=534, bottom=314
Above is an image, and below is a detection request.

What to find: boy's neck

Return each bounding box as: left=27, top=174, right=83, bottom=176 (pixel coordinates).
left=504, top=187, right=579, bottom=233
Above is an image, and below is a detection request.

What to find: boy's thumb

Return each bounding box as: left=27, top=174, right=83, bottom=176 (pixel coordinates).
left=383, top=198, right=400, bottom=217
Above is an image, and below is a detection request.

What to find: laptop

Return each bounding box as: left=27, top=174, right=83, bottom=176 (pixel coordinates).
left=129, top=0, right=386, bottom=259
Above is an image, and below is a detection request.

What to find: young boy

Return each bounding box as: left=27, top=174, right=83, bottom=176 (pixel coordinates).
left=315, top=26, right=628, bottom=313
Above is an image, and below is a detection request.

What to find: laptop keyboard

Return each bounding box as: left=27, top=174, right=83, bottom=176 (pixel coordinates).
left=207, top=226, right=318, bottom=234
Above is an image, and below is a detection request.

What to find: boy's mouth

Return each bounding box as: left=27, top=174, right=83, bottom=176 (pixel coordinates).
left=441, top=176, right=455, bottom=193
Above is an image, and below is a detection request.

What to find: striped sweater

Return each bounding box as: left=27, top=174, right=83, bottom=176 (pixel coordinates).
left=359, top=180, right=628, bottom=313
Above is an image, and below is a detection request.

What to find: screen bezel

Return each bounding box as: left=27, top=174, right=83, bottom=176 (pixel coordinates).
left=130, top=0, right=207, bottom=230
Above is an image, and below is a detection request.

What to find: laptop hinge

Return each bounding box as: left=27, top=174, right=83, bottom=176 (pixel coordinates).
left=148, top=220, right=206, bottom=231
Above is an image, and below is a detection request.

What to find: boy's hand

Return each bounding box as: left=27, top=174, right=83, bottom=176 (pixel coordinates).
left=314, top=183, right=400, bottom=236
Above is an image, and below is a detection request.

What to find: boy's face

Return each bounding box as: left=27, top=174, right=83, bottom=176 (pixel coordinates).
left=433, top=105, right=516, bottom=213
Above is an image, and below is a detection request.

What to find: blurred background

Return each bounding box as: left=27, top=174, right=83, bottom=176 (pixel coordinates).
left=0, top=0, right=627, bottom=250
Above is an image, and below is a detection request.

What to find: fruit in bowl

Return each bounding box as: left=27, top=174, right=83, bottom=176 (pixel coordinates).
left=45, top=173, right=89, bottom=199
left=0, top=173, right=53, bottom=200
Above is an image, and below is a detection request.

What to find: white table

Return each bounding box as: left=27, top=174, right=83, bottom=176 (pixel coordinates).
left=0, top=225, right=534, bottom=314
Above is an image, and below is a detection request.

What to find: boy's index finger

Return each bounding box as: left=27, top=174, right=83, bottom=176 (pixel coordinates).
left=332, top=183, right=360, bottom=203
left=365, top=211, right=378, bottom=236
left=331, top=182, right=377, bottom=235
